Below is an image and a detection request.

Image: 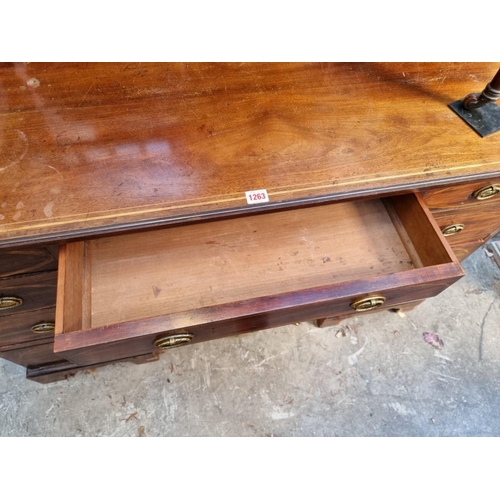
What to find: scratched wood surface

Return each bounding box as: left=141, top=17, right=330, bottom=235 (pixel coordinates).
left=1, top=62, right=499, bottom=247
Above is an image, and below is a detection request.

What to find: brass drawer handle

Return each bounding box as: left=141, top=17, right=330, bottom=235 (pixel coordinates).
left=472, top=184, right=500, bottom=200
left=154, top=331, right=194, bottom=350
left=350, top=295, right=386, bottom=312
left=0, top=296, right=23, bottom=310
left=441, top=223, right=465, bottom=236
left=31, top=322, right=55, bottom=334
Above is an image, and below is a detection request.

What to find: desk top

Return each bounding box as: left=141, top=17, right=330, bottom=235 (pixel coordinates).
left=1, top=62, right=499, bottom=247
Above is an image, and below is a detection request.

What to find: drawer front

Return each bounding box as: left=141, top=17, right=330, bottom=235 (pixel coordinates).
left=422, top=178, right=500, bottom=211
left=55, top=265, right=462, bottom=366
left=0, top=341, right=64, bottom=368
left=0, top=246, right=58, bottom=279
left=448, top=240, right=485, bottom=261
left=433, top=204, right=500, bottom=246
left=0, top=307, right=55, bottom=347
left=0, top=271, right=57, bottom=317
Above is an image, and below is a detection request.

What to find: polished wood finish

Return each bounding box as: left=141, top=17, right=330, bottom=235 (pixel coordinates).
left=448, top=240, right=486, bottom=261
left=0, top=307, right=55, bottom=347
left=0, top=271, right=57, bottom=317
left=54, top=193, right=463, bottom=366
left=1, top=63, right=499, bottom=381
left=0, top=246, right=58, bottom=278
left=1, top=63, right=500, bottom=248
left=433, top=204, right=500, bottom=246
left=422, top=177, right=500, bottom=211
left=0, top=340, right=64, bottom=368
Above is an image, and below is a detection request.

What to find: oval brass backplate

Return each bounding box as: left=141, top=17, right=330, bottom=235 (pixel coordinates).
left=154, top=331, right=194, bottom=350
left=350, top=295, right=386, bottom=312
left=0, top=296, right=23, bottom=310
left=31, top=322, right=55, bottom=334
left=441, top=223, right=465, bottom=236
left=472, top=184, right=500, bottom=200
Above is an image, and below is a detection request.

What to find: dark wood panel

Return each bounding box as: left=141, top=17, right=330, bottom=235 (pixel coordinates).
left=0, top=246, right=58, bottom=278
left=0, top=307, right=55, bottom=347
left=422, top=178, right=500, bottom=211
left=0, top=341, right=64, bottom=368
left=433, top=204, right=500, bottom=246
left=0, top=271, right=57, bottom=317
left=1, top=63, right=500, bottom=247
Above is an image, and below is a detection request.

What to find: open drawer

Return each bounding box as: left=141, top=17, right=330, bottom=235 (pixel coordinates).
left=54, top=194, right=464, bottom=366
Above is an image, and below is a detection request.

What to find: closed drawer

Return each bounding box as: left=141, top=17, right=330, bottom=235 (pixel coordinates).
left=433, top=204, right=500, bottom=246
left=0, top=340, right=64, bottom=368
left=0, top=272, right=57, bottom=317
left=54, top=193, right=464, bottom=366
left=0, top=307, right=55, bottom=347
left=422, top=178, right=500, bottom=211
left=0, top=246, right=58, bottom=278
left=448, top=240, right=485, bottom=261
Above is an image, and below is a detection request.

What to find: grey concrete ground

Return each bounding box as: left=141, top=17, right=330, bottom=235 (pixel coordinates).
left=1, top=238, right=499, bottom=437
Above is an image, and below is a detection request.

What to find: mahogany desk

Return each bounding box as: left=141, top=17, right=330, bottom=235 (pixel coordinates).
left=1, top=63, right=499, bottom=383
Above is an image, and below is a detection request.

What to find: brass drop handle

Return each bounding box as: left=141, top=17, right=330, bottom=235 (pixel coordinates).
left=0, top=296, right=23, bottom=310
left=154, top=330, right=194, bottom=350
left=441, top=223, right=465, bottom=236
left=472, top=184, right=500, bottom=200
left=350, top=295, right=386, bottom=312
left=31, top=322, right=55, bottom=334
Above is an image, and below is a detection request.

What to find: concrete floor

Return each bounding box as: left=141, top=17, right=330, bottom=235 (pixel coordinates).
left=1, top=238, right=499, bottom=437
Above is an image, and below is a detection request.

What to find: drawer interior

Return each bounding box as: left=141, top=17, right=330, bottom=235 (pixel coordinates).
left=56, top=194, right=459, bottom=334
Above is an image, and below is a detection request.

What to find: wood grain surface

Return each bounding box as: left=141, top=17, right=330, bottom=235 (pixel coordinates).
left=1, top=62, right=500, bottom=247
left=433, top=203, right=500, bottom=245
left=56, top=193, right=458, bottom=331
left=0, top=340, right=65, bottom=368
left=0, top=306, right=55, bottom=347
left=0, top=271, right=57, bottom=317
left=422, top=176, right=500, bottom=211
left=54, top=192, right=464, bottom=366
